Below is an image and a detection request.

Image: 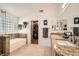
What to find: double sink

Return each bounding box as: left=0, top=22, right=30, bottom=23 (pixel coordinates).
left=55, top=39, right=79, bottom=56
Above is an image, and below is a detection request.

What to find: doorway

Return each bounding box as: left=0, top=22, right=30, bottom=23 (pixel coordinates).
left=31, top=21, right=38, bottom=44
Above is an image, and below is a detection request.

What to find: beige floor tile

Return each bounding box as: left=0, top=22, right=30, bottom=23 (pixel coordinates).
left=10, top=44, right=51, bottom=56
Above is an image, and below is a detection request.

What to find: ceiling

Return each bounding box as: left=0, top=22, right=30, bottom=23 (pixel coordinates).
left=0, top=3, right=62, bottom=18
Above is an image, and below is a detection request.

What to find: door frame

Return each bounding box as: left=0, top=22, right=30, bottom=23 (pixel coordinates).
left=31, top=20, right=38, bottom=44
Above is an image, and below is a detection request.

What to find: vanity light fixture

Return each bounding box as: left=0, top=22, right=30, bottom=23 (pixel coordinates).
left=1, top=9, right=6, bottom=13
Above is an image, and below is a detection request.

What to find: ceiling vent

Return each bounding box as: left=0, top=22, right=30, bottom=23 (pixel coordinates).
left=39, top=10, right=44, bottom=12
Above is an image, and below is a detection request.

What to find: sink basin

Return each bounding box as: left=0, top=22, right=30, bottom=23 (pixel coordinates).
left=56, top=40, right=76, bottom=47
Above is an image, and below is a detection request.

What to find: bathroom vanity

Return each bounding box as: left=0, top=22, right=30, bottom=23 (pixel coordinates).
left=51, top=33, right=79, bottom=56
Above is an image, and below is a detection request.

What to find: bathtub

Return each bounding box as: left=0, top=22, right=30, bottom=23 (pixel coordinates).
left=10, top=38, right=26, bottom=53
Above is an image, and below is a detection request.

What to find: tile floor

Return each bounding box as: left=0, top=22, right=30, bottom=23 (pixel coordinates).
left=10, top=44, right=52, bottom=56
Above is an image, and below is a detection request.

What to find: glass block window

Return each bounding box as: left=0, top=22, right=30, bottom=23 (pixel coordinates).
left=0, top=13, right=18, bottom=35
left=0, top=17, right=4, bottom=34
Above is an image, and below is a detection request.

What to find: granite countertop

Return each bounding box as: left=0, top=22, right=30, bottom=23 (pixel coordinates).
left=0, top=35, right=10, bottom=37
left=51, top=33, right=63, bottom=35
left=55, top=40, right=79, bottom=56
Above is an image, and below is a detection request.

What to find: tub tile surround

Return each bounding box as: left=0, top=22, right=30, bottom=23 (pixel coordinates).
left=0, top=33, right=27, bottom=56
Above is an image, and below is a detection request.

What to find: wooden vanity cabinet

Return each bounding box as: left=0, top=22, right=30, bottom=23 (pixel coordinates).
left=0, top=36, right=10, bottom=56
left=51, top=33, right=64, bottom=56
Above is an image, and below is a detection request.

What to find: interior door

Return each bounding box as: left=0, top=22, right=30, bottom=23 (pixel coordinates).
left=31, top=21, right=38, bottom=44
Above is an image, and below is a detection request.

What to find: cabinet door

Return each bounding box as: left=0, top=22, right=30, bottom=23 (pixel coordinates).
left=0, top=39, right=2, bottom=55
left=4, top=37, right=10, bottom=56
left=0, top=36, right=10, bottom=56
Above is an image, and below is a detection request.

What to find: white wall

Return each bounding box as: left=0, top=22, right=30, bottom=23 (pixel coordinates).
left=18, top=4, right=60, bottom=47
